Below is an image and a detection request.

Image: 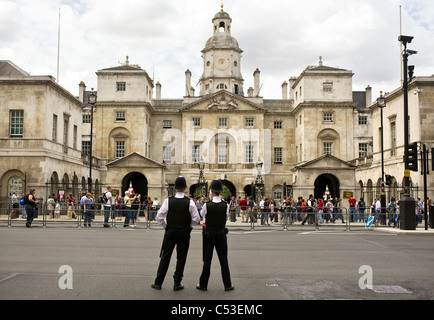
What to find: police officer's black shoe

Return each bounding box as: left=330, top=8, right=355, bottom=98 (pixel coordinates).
left=151, top=283, right=162, bottom=290
left=196, top=284, right=207, bottom=291
left=173, top=283, right=184, bottom=291
left=224, top=286, right=234, bottom=291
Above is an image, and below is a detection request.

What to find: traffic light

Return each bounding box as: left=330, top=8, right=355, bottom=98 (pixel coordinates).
left=407, top=142, right=418, bottom=172
left=385, top=175, right=392, bottom=186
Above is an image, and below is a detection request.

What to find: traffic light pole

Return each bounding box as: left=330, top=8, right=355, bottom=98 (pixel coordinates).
left=399, top=35, right=416, bottom=230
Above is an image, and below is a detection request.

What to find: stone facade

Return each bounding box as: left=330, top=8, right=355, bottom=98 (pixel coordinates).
left=0, top=64, right=87, bottom=201
left=1, top=8, right=433, bottom=205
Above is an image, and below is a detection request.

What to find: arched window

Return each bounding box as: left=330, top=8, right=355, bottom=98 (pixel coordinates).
left=8, top=176, right=23, bottom=196
left=217, top=83, right=227, bottom=89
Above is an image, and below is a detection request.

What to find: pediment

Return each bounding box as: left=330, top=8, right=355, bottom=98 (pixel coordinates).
left=181, top=91, right=264, bottom=112
left=106, top=152, right=166, bottom=169
left=295, top=154, right=356, bottom=170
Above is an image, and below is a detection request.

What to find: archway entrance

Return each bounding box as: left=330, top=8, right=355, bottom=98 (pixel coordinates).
left=244, top=185, right=252, bottom=198
left=122, top=172, right=148, bottom=202
left=314, top=174, right=340, bottom=200
left=221, top=180, right=236, bottom=201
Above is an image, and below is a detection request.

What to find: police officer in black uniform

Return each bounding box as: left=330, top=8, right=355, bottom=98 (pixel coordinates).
left=196, top=179, right=234, bottom=291
left=151, top=176, right=200, bottom=291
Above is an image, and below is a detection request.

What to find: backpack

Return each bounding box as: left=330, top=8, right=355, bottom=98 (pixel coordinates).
left=100, top=191, right=108, bottom=204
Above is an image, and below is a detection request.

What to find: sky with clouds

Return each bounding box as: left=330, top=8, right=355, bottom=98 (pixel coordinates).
left=1, top=0, right=433, bottom=100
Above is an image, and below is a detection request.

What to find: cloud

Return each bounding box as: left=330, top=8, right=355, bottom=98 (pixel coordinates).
left=1, top=0, right=433, bottom=100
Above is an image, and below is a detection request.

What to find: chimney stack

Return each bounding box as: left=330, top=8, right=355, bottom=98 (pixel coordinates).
left=282, top=81, right=288, bottom=99
left=253, top=68, right=260, bottom=96
left=79, top=81, right=86, bottom=103
left=185, top=69, right=192, bottom=96
left=289, top=77, right=297, bottom=100
left=156, top=82, right=162, bottom=99
left=365, top=85, right=372, bottom=108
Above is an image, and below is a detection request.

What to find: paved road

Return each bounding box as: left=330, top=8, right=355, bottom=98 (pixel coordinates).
left=1, top=225, right=434, bottom=301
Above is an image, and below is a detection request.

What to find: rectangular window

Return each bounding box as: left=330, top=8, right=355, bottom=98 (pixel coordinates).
left=52, top=114, right=58, bottom=141
left=163, top=120, right=172, bottom=128
left=274, top=147, right=283, bottom=164
left=82, top=114, right=91, bottom=124
left=116, top=82, right=126, bottom=92
left=192, top=145, right=201, bottom=163
left=219, top=118, right=228, bottom=127
left=115, top=141, right=125, bottom=159
left=324, top=142, right=333, bottom=155
left=192, top=118, right=201, bottom=127
left=73, top=125, right=77, bottom=149
left=391, top=122, right=396, bottom=155
left=82, top=141, right=91, bottom=155
left=116, top=111, right=125, bottom=121
left=218, top=145, right=227, bottom=163
left=63, top=118, right=69, bottom=146
left=359, top=143, right=368, bottom=158
left=9, top=110, right=24, bottom=138
left=323, top=82, right=333, bottom=93
left=274, top=121, right=282, bottom=129
left=358, top=115, right=368, bottom=125
left=323, top=113, right=333, bottom=122
left=245, top=118, right=254, bottom=127
left=245, top=145, right=254, bottom=163
left=163, top=146, right=172, bottom=164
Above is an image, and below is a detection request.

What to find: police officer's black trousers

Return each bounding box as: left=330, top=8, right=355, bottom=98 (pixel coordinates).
left=154, top=227, right=191, bottom=285
left=199, top=229, right=232, bottom=289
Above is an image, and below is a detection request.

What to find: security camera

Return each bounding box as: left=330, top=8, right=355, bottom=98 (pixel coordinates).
left=398, top=35, right=414, bottom=44
left=414, top=89, right=423, bottom=95
left=407, top=49, right=418, bottom=55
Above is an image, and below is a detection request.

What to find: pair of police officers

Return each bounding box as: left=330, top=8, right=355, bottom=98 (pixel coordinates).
left=151, top=176, right=233, bottom=292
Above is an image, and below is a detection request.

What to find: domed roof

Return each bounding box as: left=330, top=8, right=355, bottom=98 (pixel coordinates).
left=204, top=33, right=241, bottom=52
left=213, top=10, right=231, bottom=21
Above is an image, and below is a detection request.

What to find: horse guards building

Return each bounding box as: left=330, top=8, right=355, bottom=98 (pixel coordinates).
left=1, top=7, right=433, bottom=209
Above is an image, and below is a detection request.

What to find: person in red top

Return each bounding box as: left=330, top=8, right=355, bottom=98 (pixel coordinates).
left=348, top=196, right=357, bottom=222
left=317, top=198, right=324, bottom=224
left=239, top=197, right=248, bottom=223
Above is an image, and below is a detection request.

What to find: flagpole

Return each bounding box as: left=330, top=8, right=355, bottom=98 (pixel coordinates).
left=399, top=5, right=403, bottom=85
left=57, top=8, right=61, bottom=83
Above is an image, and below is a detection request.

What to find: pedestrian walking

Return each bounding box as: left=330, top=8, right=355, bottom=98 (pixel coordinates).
left=83, top=193, right=94, bottom=227
left=102, top=187, right=113, bottom=227
left=196, top=179, right=233, bottom=292
left=24, top=189, right=38, bottom=228
left=151, top=176, right=200, bottom=291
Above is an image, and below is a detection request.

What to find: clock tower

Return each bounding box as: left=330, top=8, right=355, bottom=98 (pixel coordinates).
left=199, top=5, right=244, bottom=96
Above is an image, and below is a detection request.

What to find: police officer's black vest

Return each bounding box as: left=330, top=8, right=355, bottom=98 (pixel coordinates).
left=166, top=196, right=191, bottom=229
left=205, top=201, right=227, bottom=231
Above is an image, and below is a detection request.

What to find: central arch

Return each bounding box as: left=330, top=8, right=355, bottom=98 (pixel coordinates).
left=221, top=179, right=236, bottom=201
left=122, top=172, right=148, bottom=201
left=314, top=174, right=340, bottom=200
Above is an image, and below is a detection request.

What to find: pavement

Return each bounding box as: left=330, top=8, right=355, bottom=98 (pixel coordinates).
left=4, top=213, right=434, bottom=235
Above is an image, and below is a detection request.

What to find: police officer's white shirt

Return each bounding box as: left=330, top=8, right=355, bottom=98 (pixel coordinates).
left=156, top=192, right=200, bottom=228
left=200, top=196, right=230, bottom=221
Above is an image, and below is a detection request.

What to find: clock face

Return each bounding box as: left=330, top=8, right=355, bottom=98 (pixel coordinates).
left=215, top=57, right=229, bottom=71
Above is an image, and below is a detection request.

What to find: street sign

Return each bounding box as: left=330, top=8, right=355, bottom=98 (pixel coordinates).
left=365, top=216, right=374, bottom=229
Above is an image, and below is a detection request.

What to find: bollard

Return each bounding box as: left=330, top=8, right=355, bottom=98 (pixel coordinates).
left=430, top=205, right=434, bottom=229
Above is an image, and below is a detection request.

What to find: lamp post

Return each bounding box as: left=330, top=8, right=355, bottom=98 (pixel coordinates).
left=398, top=35, right=417, bottom=230
left=377, top=92, right=387, bottom=225
left=88, top=88, right=96, bottom=193
left=197, top=156, right=207, bottom=198
left=254, top=157, right=264, bottom=204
